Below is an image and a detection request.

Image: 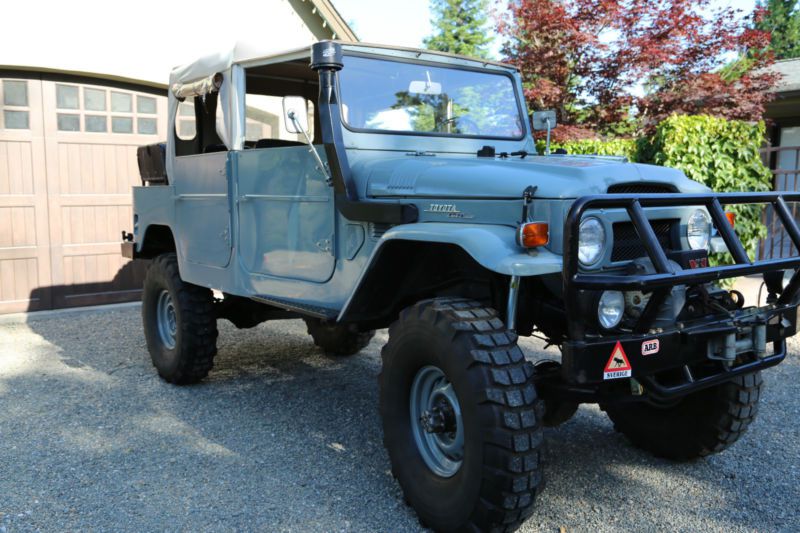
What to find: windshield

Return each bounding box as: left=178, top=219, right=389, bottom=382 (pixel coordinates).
left=338, top=56, right=525, bottom=139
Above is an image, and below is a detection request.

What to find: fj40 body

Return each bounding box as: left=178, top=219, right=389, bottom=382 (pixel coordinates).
left=123, top=40, right=800, bottom=532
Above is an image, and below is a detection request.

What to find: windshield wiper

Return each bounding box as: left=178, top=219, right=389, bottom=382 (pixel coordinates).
left=477, top=146, right=529, bottom=159
left=499, top=150, right=528, bottom=159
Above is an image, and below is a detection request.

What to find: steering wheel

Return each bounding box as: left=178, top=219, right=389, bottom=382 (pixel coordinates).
left=436, top=116, right=480, bottom=135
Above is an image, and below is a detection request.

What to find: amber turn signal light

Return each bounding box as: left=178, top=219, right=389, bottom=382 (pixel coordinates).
left=518, top=222, right=549, bottom=248
left=725, top=211, right=735, bottom=228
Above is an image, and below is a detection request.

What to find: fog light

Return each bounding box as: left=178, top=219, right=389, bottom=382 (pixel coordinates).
left=598, top=290, right=625, bottom=330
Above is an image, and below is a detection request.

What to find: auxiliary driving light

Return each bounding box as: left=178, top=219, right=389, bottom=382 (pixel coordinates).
left=597, top=290, right=625, bottom=330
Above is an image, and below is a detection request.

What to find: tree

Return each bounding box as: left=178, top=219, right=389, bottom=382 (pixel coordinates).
left=424, top=0, right=493, bottom=59
left=757, top=0, right=800, bottom=59
left=498, top=0, right=777, bottom=138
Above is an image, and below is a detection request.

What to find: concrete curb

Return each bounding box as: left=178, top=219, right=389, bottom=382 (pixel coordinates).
left=0, top=301, right=141, bottom=325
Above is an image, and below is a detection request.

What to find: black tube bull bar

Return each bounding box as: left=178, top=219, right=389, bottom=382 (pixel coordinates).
left=558, top=192, right=800, bottom=399
left=563, top=192, right=800, bottom=337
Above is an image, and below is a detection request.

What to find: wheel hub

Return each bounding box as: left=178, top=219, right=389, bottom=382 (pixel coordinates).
left=420, top=398, right=457, bottom=434
left=156, top=289, right=177, bottom=350
left=410, top=366, right=464, bottom=478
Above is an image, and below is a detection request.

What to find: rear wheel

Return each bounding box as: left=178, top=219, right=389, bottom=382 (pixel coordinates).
left=142, top=253, right=218, bottom=384
left=602, top=372, right=762, bottom=460
left=304, top=318, right=374, bottom=356
left=380, top=298, right=544, bottom=532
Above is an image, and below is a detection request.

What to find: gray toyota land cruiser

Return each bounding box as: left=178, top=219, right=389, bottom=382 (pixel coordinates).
left=123, top=40, right=800, bottom=532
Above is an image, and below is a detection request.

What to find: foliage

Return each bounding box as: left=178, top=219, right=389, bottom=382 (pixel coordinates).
left=644, top=115, right=773, bottom=261
left=535, top=138, right=640, bottom=161
left=498, top=0, right=777, bottom=139
left=423, top=0, right=492, bottom=59
left=757, top=0, right=800, bottom=59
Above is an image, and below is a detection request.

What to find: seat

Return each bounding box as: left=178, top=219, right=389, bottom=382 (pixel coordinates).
left=137, top=142, right=168, bottom=185
left=254, top=138, right=305, bottom=149
left=204, top=144, right=228, bottom=153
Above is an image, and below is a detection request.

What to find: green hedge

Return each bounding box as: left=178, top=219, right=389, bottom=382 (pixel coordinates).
left=644, top=115, right=772, bottom=261
left=535, top=138, right=639, bottom=161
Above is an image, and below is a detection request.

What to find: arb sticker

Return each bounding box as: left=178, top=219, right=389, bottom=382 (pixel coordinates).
left=604, top=342, right=632, bottom=380
left=641, top=339, right=660, bottom=356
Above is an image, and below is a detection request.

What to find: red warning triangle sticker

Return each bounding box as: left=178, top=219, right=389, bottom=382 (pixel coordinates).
left=603, top=341, right=632, bottom=380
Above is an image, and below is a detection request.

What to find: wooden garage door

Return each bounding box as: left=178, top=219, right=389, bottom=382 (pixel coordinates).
left=0, top=79, right=51, bottom=313
left=0, top=74, right=167, bottom=313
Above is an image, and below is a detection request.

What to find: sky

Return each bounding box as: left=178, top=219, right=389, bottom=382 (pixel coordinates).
left=333, top=0, right=760, bottom=59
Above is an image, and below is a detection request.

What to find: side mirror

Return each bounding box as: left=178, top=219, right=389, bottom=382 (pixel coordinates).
left=281, top=95, right=330, bottom=185
left=532, top=110, right=556, bottom=131
left=283, top=96, right=309, bottom=134
left=532, top=110, right=557, bottom=156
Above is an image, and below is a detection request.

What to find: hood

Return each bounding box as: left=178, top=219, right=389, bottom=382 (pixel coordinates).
left=354, top=154, right=708, bottom=199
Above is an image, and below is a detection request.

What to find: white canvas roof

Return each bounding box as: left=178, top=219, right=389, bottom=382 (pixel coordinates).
left=169, top=42, right=309, bottom=87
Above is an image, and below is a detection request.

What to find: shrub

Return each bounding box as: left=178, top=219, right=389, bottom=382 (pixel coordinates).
left=643, top=114, right=772, bottom=261
left=535, top=138, right=640, bottom=161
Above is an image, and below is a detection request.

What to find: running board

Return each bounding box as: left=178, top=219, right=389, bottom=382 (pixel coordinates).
left=250, top=295, right=338, bottom=320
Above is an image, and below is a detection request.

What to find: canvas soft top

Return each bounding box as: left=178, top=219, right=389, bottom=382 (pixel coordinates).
left=169, top=41, right=519, bottom=96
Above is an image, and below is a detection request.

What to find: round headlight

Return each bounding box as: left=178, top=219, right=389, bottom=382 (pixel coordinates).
left=687, top=210, right=710, bottom=251
left=579, top=217, right=606, bottom=265
left=598, top=290, right=625, bottom=330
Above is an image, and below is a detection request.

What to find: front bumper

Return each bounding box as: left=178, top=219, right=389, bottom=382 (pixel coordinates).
left=560, top=192, right=800, bottom=400
left=563, top=304, right=796, bottom=399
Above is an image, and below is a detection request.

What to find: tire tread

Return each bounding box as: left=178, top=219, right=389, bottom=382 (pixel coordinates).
left=380, top=298, right=544, bottom=532
left=602, top=370, right=763, bottom=460
left=143, top=253, right=217, bottom=384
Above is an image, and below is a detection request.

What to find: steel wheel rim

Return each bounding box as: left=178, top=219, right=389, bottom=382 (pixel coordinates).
left=409, top=365, right=464, bottom=477
left=156, top=289, right=177, bottom=350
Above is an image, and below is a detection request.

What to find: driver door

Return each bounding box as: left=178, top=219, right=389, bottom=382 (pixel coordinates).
left=235, top=91, right=335, bottom=283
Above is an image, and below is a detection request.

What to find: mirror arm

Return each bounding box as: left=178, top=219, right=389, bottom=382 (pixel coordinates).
left=289, top=111, right=331, bottom=185
left=545, top=118, right=551, bottom=156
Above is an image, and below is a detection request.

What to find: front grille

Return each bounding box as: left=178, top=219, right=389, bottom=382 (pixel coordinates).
left=608, top=183, right=677, bottom=194
left=611, top=219, right=675, bottom=262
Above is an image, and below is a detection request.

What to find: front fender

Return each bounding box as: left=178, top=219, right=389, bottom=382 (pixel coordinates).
left=379, top=223, right=562, bottom=276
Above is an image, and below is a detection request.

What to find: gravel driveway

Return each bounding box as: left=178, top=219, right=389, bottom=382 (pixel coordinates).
left=1, top=304, right=798, bottom=532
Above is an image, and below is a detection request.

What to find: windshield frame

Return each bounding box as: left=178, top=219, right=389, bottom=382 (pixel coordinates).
left=336, top=52, right=528, bottom=142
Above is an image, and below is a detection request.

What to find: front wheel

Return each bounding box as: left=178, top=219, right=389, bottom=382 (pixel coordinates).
left=602, top=371, right=762, bottom=460
left=379, top=298, right=544, bottom=532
